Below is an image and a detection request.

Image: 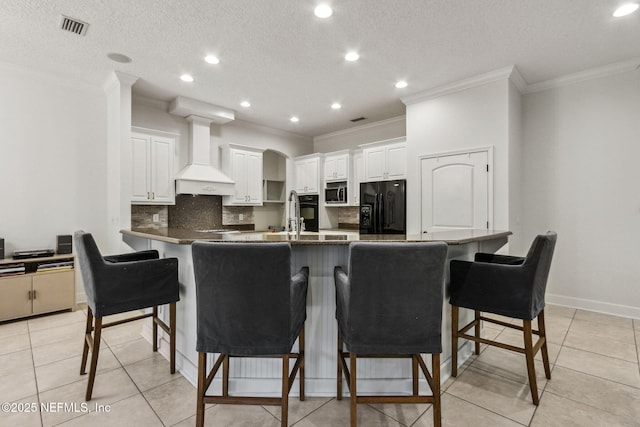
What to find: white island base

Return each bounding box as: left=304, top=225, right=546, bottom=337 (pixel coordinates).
left=123, top=230, right=509, bottom=397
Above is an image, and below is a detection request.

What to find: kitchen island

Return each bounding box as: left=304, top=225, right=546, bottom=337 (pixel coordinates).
left=121, top=228, right=510, bottom=397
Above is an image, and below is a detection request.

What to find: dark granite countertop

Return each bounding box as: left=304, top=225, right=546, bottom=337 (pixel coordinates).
left=121, top=228, right=511, bottom=246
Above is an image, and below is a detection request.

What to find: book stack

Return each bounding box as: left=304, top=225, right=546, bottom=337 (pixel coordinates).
left=36, top=260, right=74, bottom=273
left=0, top=262, right=26, bottom=277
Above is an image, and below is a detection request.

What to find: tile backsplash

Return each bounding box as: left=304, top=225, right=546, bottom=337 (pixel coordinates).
left=132, top=194, right=256, bottom=230
left=338, top=206, right=359, bottom=227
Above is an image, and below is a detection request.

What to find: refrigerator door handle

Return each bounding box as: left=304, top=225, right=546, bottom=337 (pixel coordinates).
left=377, top=192, right=384, bottom=233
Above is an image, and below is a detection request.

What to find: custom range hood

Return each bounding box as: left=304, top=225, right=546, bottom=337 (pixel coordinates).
left=169, top=96, right=235, bottom=196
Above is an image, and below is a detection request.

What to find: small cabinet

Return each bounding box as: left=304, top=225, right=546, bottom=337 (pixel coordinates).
left=222, top=145, right=264, bottom=206
left=0, top=256, right=75, bottom=322
left=352, top=150, right=364, bottom=206
left=362, top=139, right=406, bottom=182
left=131, top=128, right=176, bottom=204
left=295, top=155, right=320, bottom=194
left=324, top=153, right=349, bottom=181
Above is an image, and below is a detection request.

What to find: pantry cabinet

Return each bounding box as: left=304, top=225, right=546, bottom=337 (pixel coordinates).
left=362, top=138, right=406, bottom=182
left=294, top=155, right=320, bottom=194
left=131, top=128, right=176, bottom=204
left=221, top=145, right=264, bottom=205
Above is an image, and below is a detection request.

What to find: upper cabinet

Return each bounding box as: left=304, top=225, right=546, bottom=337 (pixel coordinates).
left=362, top=138, right=406, bottom=182
left=352, top=150, right=364, bottom=206
left=221, top=145, right=264, bottom=206
left=324, top=152, right=349, bottom=182
left=131, top=129, right=176, bottom=205
left=294, top=155, right=321, bottom=194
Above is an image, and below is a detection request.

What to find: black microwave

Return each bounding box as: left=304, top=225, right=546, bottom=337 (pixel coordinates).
left=325, top=183, right=347, bottom=203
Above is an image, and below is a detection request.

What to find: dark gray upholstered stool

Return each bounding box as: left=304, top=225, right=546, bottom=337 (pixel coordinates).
left=74, top=231, right=179, bottom=401
left=192, top=242, right=309, bottom=427
left=334, top=242, right=448, bottom=427
left=449, top=231, right=557, bottom=405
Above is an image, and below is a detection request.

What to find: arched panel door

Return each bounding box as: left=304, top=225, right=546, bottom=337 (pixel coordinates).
left=421, top=150, right=490, bottom=233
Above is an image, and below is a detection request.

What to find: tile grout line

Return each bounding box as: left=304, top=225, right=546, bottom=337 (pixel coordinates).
left=442, top=390, right=529, bottom=427
left=288, top=397, right=335, bottom=426
left=26, top=319, right=45, bottom=427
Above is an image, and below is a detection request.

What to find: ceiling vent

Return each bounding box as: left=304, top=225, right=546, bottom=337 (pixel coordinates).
left=350, top=117, right=367, bottom=122
left=60, top=15, right=88, bottom=36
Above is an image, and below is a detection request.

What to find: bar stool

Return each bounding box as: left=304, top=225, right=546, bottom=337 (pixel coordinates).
left=449, top=231, right=557, bottom=405
left=74, top=231, right=179, bottom=401
left=191, top=242, right=309, bottom=427
left=334, top=242, right=448, bottom=427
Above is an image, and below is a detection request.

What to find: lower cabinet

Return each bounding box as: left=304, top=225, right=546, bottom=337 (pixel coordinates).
left=0, top=262, right=75, bottom=322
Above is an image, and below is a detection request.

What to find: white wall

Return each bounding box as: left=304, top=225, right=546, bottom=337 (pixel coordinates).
left=313, top=116, right=406, bottom=153
left=521, top=69, right=640, bottom=317
left=0, top=62, right=107, bottom=253
left=404, top=79, right=511, bottom=235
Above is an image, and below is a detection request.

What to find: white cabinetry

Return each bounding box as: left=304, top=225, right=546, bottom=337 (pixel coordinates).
left=352, top=150, right=364, bottom=206
left=295, top=155, right=320, bottom=194
left=362, top=138, right=406, bottom=182
left=324, top=152, right=349, bottom=181
left=221, top=145, right=264, bottom=206
left=131, top=129, right=176, bottom=204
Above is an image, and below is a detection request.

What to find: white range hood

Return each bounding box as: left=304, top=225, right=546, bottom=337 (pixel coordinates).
left=169, top=97, right=235, bottom=196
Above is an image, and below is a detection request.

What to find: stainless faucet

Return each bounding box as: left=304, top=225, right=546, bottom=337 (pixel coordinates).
left=288, top=190, right=301, bottom=239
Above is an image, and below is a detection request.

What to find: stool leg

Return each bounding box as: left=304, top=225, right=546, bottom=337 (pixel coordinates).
left=299, top=327, right=305, bottom=401
left=152, top=306, right=158, bottom=352
left=337, top=331, right=343, bottom=400
left=281, top=354, right=289, bottom=427
left=170, top=302, right=176, bottom=374
left=350, top=352, right=357, bottom=427
left=451, top=305, right=459, bottom=377
left=523, top=320, right=540, bottom=405
left=412, top=355, right=419, bottom=396
left=85, top=316, right=102, bottom=401
left=80, top=307, right=93, bottom=375
left=538, top=310, right=552, bottom=379
left=222, top=355, right=229, bottom=397
left=196, top=352, right=206, bottom=427
left=432, top=354, right=441, bottom=427
left=474, top=310, right=481, bottom=355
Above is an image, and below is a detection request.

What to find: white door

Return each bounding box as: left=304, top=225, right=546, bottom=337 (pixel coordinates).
left=421, top=150, right=490, bottom=233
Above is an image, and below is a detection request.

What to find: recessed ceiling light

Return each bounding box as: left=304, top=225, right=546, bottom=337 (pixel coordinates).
left=240, top=101, right=251, bottom=108
left=314, top=4, right=333, bottom=18
left=331, top=103, right=342, bottom=110
left=204, top=55, right=220, bottom=64
left=345, top=52, right=359, bottom=62
left=395, top=80, right=408, bottom=89
left=613, top=3, right=639, bottom=16
left=180, top=74, right=194, bottom=83
left=107, top=52, right=132, bottom=64
left=290, top=116, right=299, bottom=123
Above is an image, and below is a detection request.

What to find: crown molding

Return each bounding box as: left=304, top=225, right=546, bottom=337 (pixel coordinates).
left=313, top=115, right=406, bottom=143
left=524, top=57, right=640, bottom=93
left=401, top=66, right=518, bottom=105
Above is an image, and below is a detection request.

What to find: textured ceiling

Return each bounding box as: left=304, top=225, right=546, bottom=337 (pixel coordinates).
left=1, top=0, right=639, bottom=137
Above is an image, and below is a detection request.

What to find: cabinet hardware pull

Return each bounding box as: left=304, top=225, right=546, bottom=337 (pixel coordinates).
left=151, top=192, right=155, bottom=200
left=33, top=290, right=37, bottom=300
left=28, top=290, right=32, bottom=300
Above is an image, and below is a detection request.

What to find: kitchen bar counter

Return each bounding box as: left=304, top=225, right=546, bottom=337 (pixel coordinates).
left=122, top=227, right=511, bottom=245
left=121, top=228, right=510, bottom=397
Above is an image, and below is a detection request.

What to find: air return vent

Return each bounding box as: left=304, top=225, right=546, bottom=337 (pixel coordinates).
left=350, top=117, right=367, bottom=122
left=60, top=15, right=88, bottom=36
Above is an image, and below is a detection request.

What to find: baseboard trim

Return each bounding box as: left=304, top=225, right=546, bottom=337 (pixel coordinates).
left=547, top=294, right=640, bottom=319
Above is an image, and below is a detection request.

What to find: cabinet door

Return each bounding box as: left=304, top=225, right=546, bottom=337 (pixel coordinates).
left=246, top=151, right=263, bottom=204
left=334, top=154, right=348, bottom=180
left=304, top=158, right=319, bottom=193
left=32, top=271, right=75, bottom=315
left=150, top=135, right=175, bottom=203
left=352, top=152, right=364, bottom=206
left=324, top=157, right=337, bottom=181
left=0, top=276, right=32, bottom=321
left=131, top=133, right=151, bottom=202
left=230, top=149, right=249, bottom=204
left=295, top=160, right=307, bottom=193
left=386, top=144, right=406, bottom=179
left=363, top=147, right=385, bottom=181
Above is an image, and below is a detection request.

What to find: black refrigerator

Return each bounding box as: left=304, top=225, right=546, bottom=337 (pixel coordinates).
left=359, top=179, right=406, bottom=234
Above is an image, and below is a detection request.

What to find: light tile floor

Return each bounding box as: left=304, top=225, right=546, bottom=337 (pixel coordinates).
left=1, top=304, right=639, bottom=426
